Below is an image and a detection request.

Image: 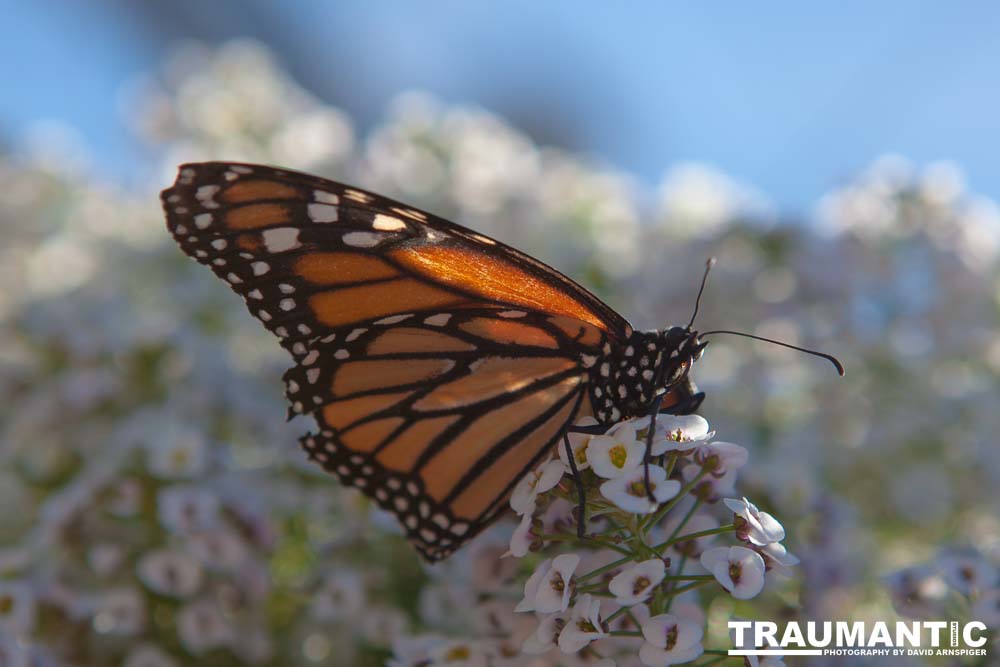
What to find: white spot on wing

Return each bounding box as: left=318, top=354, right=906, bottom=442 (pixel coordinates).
left=194, top=213, right=212, bottom=229
left=279, top=298, right=296, bottom=311
left=345, top=328, right=367, bottom=342
left=307, top=203, right=338, bottom=223
left=196, top=185, right=220, bottom=209
left=344, top=189, right=373, bottom=204
left=262, top=227, right=302, bottom=252
left=424, top=313, right=452, bottom=326
left=391, top=207, right=427, bottom=221
left=231, top=165, right=253, bottom=174
left=211, top=239, right=227, bottom=250
left=306, top=368, right=320, bottom=384
left=334, top=349, right=349, bottom=359
left=343, top=231, right=384, bottom=247
left=375, top=314, right=411, bottom=325
left=314, top=190, right=339, bottom=204
left=372, top=214, right=407, bottom=231
left=251, top=261, right=270, bottom=276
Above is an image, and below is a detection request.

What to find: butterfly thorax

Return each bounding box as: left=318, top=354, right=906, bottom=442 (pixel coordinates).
left=588, top=326, right=703, bottom=424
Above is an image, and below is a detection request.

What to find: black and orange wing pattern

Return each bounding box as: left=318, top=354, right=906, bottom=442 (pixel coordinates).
left=162, top=162, right=634, bottom=560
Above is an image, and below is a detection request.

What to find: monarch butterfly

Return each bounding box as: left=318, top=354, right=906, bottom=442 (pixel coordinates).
left=162, top=162, right=842, bottom=561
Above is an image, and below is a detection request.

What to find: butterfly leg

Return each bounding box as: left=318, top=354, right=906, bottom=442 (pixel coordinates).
left=566, top=423, right=607, bottom=435
left=642, top=399, right=661, bottom=503
left=563, top=434, right=587, bottom=538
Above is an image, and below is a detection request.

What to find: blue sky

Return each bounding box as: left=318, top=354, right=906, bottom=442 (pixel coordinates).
left=3, top=2, right=999, bottom=210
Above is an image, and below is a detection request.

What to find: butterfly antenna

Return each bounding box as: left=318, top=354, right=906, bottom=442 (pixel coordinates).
left=700, top=329, right=846, bottom=376
left=686, top=257, right=716, bottom=331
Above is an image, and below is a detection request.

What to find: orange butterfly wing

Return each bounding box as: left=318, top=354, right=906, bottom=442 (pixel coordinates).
left=162, top=162, right=630, bottom=560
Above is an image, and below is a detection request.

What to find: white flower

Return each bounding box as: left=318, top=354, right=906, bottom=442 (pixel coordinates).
left=559, top=416, right=598, bottom=471
left=600, top=465, right=680, bottom=514
left=311, top=570, right=366, bottom=621
left=759, top=542, right=799, bottom=576
left=937, top=551, right=998, bottom=595
left=137, top=548, right=203, bottom=598
left=186, top=529, right=249, bottom=571
left=660, top=501, right=720, bottom=557
left=694, top=441, right=749, bottom=474
left=156, top=486, right=219, bottom=534
left=515, top=553, right=579, bottom=613
left=0, top=581, right=35, bottom=634
left=361, top=606, right=410, bottom=644
left=700, top=546, right=766, bottom=600
left=587, top=422, right=647, bottom=478
left=510, top=459, right=566, bottom=515
left=507, top=513, right=536, bottom=558
left=176, top=598, right=232, bottom=654
left=608, top=559, right=666, bottom=606
left=92, top=587, right=146, bottom=636
left=884, top=565, right=948, bottom=619
left=558, top=594, right=606, bottom=653
left=731, top=626, right=786, bottom=667
left=468, top=538, right=521, bottom=593
left=522, top=612, right=567, bottom=654
left=630, top=414, right=713, bottom=455
left=147, top=426, right=207, bottom=479
left=639, top=613, right=704, bottom=666
left=681, top=462, right=737, bottom=499
left=123, top=644, right=181, bottom=667
left=428, top=639, right=489, bottom=667
left=388, top=635, right=449, bottom=667
left=724, top=497, right=785, bottom=546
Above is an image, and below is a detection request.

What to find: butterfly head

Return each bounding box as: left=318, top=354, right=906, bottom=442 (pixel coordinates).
left=658, top=325, right=707, bottom=386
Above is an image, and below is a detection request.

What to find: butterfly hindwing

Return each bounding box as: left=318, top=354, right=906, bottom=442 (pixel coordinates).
left=292, top=308, right=595, bottom=560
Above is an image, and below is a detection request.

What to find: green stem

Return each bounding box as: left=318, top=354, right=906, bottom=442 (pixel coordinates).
left=604, top=605, right=630, bottom=624
left=663, top=578, right=713, bottom=597
left=576, top=553, right=633, bottom=583
left=666, top=496, right=702, bottom=543
left=654, top=524, right=735, bottom=553
left=645, top=464, right=713, bottom=529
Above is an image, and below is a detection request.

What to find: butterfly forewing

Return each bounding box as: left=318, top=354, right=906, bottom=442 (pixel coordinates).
left=162, top=162, right=628, bottom=560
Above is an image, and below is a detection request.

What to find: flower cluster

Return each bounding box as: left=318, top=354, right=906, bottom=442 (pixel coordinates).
left=488, top=414, right=795, bottom=666
left=885, top=548, right=1000, bottom=631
